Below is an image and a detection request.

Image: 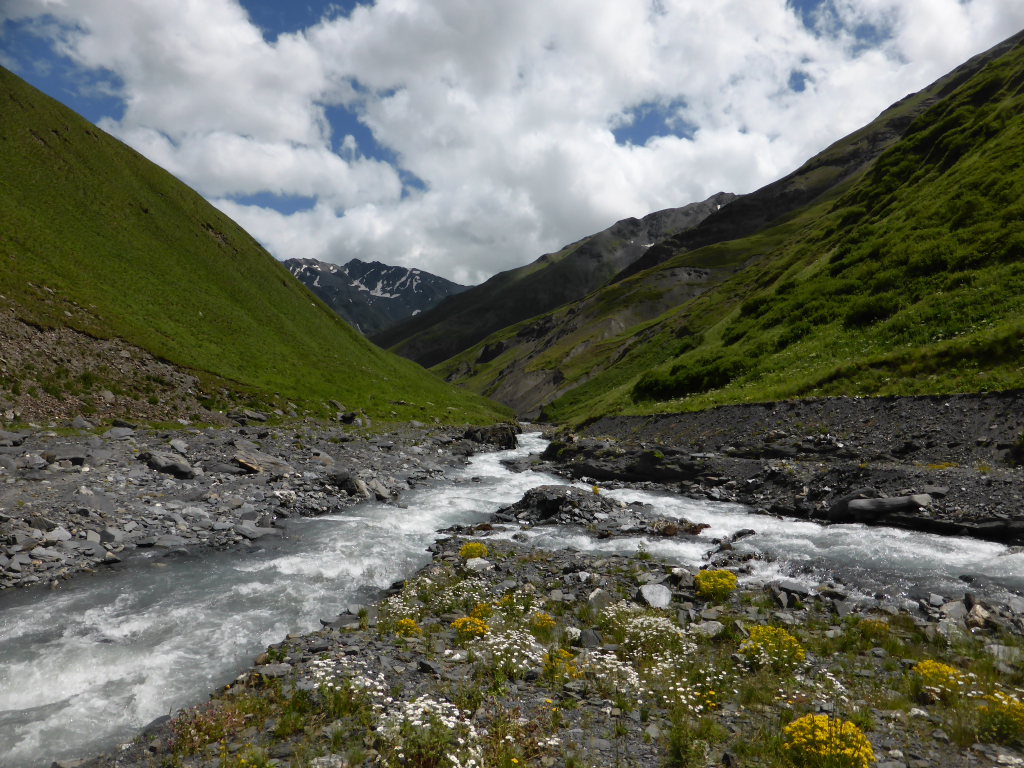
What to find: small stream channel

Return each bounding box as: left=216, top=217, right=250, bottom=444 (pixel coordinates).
left=2, top=433, right=1023, bottom=767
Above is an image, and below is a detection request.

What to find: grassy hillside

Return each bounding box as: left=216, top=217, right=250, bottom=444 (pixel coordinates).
left=0, top=67, right=510, bottom=425
left=372, top=193, right=731, bottom=367
left=436, top=30, right=1024, bottom=424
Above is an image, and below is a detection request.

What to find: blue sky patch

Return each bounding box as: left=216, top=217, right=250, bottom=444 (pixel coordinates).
left=238, top=0, right=363, bottom=41
left=612, top=100, right=696, bottom=146
left=230, top=192, right=318, bottom=214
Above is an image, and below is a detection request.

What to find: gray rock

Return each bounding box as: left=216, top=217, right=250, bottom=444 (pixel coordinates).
left=103, top=427, right=135, bottom=440
left=464, top=557, right=492, bottom=573
left=690, top=620, right=726, bottom=638
left=588, top=587, right=614, bottom=613
left=71, top=416, right=95, bottom=430
left=101, top=527, right=125, bottom=543
left=44, top=526, right=72, bottom=543
left=142, top=451, right=195, bottom=479
left=254, top=663, right=292, bottom=678
left=233, top=449, right=294, bottom=477
left=636, top=583, right=672, bottom=609
left=154, top=535, right=189, bottom=548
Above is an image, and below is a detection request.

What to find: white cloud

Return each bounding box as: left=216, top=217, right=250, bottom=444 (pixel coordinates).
left=5, top=0, right=1024, bottom=282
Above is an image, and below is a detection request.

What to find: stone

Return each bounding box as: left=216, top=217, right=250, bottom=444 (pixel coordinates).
left=143, top=450, right=196, bottom=481
left=690, top=620, right=726, bottom=639
left=154, top=534, right=189, bottom=548
left=464, top=557, right=492, bottom=573
left=232, top=449, right=294, bottom=477
left=986, top=645, right=1023, bottom=664
left=44, top=526, right=72, bottom=543
left=587, top=587, right=614, bottom=613
left=254, top=663, right=292, bottom=678
left=636, top=583, right=672, bottom=609
left=967, top=603, right=992, bottom=629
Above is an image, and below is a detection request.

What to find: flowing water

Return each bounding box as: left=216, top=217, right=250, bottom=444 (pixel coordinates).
left=1, top=432, right=1022, bottom=767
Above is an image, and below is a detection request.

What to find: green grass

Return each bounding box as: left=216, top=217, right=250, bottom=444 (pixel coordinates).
left=437, top=34, right=1024, bottom=425
left=0, top=67, right=510, bottom=425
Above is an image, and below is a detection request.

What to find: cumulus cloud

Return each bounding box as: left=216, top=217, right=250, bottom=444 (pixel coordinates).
left=5, top=0, right=1024, bottom=282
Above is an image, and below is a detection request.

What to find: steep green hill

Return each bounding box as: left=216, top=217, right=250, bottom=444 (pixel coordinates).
left=0, top=67, right=509, bottom=425
left=435, top=30, right=1024, bottom=424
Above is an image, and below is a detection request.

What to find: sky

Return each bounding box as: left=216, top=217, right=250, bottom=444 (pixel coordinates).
left=1, top=1, right=1023, bottom=285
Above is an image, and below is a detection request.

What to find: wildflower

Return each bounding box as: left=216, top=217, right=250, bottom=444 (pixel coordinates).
left=452, top=616, right=490, bottom=642
left=473, top=629, right=544, bottom=678
left=394, top=618, right=422, bottom=637
left=459, top=541, right=489, bottom=559
left=694, top=569, right=738, bottom=603
left=738, top=625, right=806, bottom=672
left=783, top=713, right=875, bottom=768
left=978, top=690, right=1024, bottom=744
left=912, top=660, right=970, bottom=703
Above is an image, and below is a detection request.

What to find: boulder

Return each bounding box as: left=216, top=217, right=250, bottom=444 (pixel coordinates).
left=141, top=451, right=195, bottom=479
left=636, top=583, right=672, bottom=609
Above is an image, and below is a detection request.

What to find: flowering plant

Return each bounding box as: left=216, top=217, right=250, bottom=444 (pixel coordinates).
left=695, top=569, right=738, bottom=603
left=452, top=616, right=490, bottom=642
left=978, top=690, right=1024, bottom=745
left=459, top=541, right=489, bottom=559
left=783, top=713, right=875, bottom=768
left=377, top=695, right=482, bottom=768
left=911, top=660, right=970, bottom=703
left=475, top=628, right=545, bottom=679
left=739, top=625, right=806, bottom=672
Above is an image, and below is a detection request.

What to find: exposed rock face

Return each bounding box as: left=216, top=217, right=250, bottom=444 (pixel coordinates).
left=285, top=257, right=468, bottom=335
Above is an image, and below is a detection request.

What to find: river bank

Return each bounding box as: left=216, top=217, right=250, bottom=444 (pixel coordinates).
left=78, top=512, right=1024, bottom=768
left=541, top=391, right=1024, bottom=544
left=0, top=419, right=517, bottom=591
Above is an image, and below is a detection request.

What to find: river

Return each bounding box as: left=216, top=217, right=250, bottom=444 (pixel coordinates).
left=1, top=432, right=1022, bottom=767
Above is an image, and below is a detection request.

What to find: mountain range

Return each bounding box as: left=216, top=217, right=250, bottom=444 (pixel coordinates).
left=2, top=28, right=1023, bottom=429
left=284, top=257, right=467, bottom=336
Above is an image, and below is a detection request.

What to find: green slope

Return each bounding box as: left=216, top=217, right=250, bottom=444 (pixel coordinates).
left=372, top=193, right=732, bottom=367
left=0, top=67, right=510, bottom=425
left=436, top=30, right=1024, bottom=424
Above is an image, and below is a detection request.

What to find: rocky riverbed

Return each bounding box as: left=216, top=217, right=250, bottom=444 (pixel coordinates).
left=76, top=488, right=1024, bottom=768
left=540, top=391, right=1024, bottom=544
left=0, top=418, right=517, bottom=591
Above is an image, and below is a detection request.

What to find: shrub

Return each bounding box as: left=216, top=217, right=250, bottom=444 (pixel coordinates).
left=843, top=293, right=900, bottom=328
left=783, top=713, right=875, bottom=768
left=739, top=626, right=806, bottom=672
left=459, top=541, right=489, bottom=560
left=977, top=691, right=1024, bottom=745
left=911, top=659, right=970, bottom=703
left=695, top=569, right=738, bottom=603
left=452, top=616, right=490, bottom=642
left=395, top=618, right=422, bottom=638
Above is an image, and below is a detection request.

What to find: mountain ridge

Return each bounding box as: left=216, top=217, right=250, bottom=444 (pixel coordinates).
left=284, top=257, right=468, bottom=336
left=371, top=191, right=736, bottom=367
